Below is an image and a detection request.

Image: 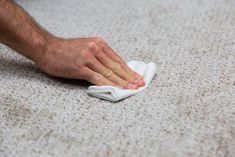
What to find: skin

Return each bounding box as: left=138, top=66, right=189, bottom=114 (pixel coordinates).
left=0, top=0, right=145, bottom=89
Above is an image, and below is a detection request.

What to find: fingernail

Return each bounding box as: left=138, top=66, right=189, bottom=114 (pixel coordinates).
left=137, top=80, right=145, bottom=86
left=133, top=79, right=139, bottom=84
left=126, top=83, right=138, bottom=90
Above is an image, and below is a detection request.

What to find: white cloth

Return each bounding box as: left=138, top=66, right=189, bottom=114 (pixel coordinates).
left=87, top=60, right=157, bottom=102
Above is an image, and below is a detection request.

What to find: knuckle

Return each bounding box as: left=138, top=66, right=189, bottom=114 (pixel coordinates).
left=93, top=37, right=105, bottom=43
left=103, top=69, right=113, bottom=78
left=119, top=62, right=126, bottom=68
left=81, top=50, right=92, bottom=59
left=116, top=57, right=123, bottom=63
left=87, top=41, right=97, bottom=51
left=95, top=48, right=103, bottom=56
left=80, top=51, right=95, bottom=66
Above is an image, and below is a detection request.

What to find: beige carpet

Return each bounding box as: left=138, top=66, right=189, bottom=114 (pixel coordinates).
left=0, top=0, right=235, bottom=156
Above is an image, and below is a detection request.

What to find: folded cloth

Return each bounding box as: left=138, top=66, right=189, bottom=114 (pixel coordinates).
left=87, top=60, right=157, bottom=102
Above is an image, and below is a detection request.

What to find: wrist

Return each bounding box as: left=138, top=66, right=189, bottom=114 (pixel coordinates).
left=33, top=35, right=64, bottom=70
left=31, top=35, right=56, bottom=65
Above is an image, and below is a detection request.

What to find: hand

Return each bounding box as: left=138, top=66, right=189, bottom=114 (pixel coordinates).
left=36, top=37, right=145, bottom=89
left=0, top=1, right=143, bottom=89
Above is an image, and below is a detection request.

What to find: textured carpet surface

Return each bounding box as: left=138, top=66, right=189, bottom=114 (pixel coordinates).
left=0, top=0, right=235, bottom=157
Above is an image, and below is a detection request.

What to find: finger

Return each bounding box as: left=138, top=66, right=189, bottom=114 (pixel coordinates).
left=79, top=67, right=120, bottom=87
left=86, top=55, right=137, bottom=89
left=98, top=40, right=144, bottom=80
left=93, top=47, right=136, bottom=83
left=98, top=41, right=145, bottom=86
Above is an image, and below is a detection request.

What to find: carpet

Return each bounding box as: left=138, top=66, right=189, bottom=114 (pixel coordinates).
left=0, top=0, right=235, bottom=156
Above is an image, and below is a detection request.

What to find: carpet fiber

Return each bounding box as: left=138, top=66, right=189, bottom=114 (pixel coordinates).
left=0, top=0, right=235, bottom=156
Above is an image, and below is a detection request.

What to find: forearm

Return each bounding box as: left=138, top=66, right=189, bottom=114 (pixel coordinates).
left=0, top=0, right=53, bottom=63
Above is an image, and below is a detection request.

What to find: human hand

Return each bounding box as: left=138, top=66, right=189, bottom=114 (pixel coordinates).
left=36, top=37, right=145, bottom=89
left=0, top=0, right=143, bottom=89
